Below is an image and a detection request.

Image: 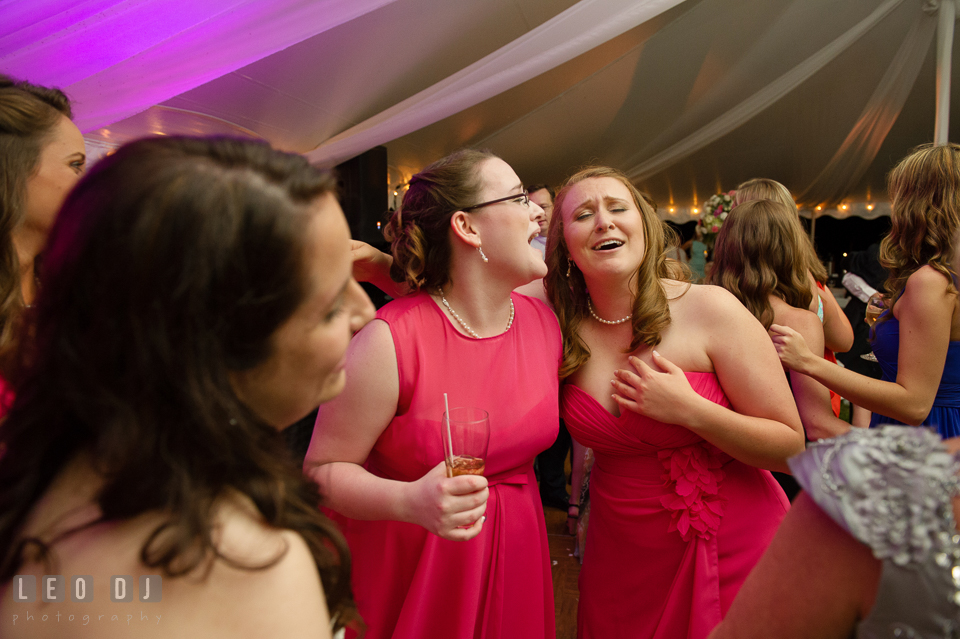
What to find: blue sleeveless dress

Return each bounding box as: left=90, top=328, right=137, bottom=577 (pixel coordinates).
left=869, top=316, right=960, bottom=438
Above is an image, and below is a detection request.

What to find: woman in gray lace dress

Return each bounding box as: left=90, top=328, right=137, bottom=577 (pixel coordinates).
left=708, top=426, right=960, bottom=638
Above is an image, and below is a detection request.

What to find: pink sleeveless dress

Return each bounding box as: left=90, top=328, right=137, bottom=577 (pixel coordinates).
left=562, top=372, right=789, bottom=639
left=334, top=292, right=560, bottom=639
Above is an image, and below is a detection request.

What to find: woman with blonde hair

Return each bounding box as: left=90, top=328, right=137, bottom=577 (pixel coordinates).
left=547, top=166, right=804, bottom=638
left=710, top=199, right=852, bottom=442
left=773, top=143, right=960, bottom=438
left=305, top=149, right=559, bottom=638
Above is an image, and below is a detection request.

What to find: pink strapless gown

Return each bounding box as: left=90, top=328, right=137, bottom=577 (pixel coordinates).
left=330, top=292, right=560, bottom=639
left=563, top=372, right=789, bottom=639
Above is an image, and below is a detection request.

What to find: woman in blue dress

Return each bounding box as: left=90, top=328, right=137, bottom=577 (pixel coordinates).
left=771, top=143, right=960, bottom=439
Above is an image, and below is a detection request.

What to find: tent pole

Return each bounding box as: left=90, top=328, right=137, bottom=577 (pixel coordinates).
left=935, top=0, right=956, bottom=145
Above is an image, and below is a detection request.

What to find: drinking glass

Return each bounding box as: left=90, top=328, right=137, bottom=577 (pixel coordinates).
left=441, top=407, right=489, bottom=477
left=861, top=293, right=885, bottom=362
left=864, top=293, right=885, bottom=327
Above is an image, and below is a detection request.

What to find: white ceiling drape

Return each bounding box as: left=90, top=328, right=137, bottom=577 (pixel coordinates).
left=304, top=0, right=687, bottom=167
left=0, top=0, right=400, bottom=132
left=2, top=0, right=952, bottom=223
left=623, top=0, right=920, bottom=185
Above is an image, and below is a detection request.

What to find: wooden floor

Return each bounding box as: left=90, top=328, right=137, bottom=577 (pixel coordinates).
left=543, top=503, right=580, bottom=639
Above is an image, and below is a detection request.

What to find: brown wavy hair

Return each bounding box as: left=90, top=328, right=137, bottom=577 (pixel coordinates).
left=0, top=137, right=360, bottom=632
left=880, top=143, right=960, bottom=316
left=733, top=177, right=828, bottom=284
left=387, top=149, right=497, bottom=291
left=545, top=166, right=680, bottom=378
left=709, top=199, right=813, bottom=329
left=0, top=75, right=73, bottom=375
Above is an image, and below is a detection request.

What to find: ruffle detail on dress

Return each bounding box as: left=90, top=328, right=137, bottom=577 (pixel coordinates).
left=792, top=426, right=960, bottom=568
left=658, top=443, right=728, bottom=541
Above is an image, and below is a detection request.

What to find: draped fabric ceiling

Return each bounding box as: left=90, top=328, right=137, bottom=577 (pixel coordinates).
left=2, top=0, right=956, bottom=226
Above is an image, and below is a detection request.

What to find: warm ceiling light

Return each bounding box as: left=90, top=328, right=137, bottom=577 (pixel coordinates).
left=816, top=206, right=822, bottom=211
left=692, top=208, right=699, bottom=214
left=866, top=204, right=875, bottom=210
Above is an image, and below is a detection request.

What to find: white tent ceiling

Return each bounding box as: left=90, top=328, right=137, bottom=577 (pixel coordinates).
left=4, top=0, right=957, bottom=223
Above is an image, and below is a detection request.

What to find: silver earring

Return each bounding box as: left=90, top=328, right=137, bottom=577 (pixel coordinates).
left=478, top=245, right=489, bottom=263
left=566, top=258, right=572, bottom=278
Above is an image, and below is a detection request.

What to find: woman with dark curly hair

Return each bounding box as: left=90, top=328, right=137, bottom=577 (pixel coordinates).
left=305, top=149, right=558, bottom=639
left=772, top=143, right=960, bottom=438
left=0, top=75, right=84, bottom=384
left=0, top=136, right=374, bottom=638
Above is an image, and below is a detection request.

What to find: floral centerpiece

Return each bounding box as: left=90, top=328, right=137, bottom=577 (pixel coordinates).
left=697, top=190, right=735, bottom=249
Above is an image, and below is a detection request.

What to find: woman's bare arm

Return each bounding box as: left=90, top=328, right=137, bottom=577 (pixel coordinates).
left=773, top=266, right=955, bottom=425
left=779, top=305, right=853, bottom=440
left=613, top=286, right=805, bottom=473
left=816, top=277, right=854, bottom=353
left=350, top=240, right=409, bottom=299
left=303, top=320, right=488, bottom=540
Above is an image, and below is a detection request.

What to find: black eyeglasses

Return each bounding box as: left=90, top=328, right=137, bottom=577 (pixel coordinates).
left=462, top=189, right=530, bottom=212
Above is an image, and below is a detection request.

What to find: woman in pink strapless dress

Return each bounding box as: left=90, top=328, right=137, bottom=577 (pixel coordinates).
left=305, top=150, right=558, bottom=639
left=563, top=375, right=789, bottom=638
left=544, top=167, right=804, bottom=639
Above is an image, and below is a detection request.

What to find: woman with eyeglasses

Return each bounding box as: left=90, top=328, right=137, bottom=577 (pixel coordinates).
left=305, top=149, right=559, bottom=639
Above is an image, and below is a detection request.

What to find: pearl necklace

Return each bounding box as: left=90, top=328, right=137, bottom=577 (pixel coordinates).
left=587, top=298, right=631, bottom=325
left=439, top=289, right=515, bottom=339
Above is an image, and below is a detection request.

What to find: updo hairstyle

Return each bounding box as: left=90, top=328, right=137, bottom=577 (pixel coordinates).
left=387, top=149, right=498, bottom=291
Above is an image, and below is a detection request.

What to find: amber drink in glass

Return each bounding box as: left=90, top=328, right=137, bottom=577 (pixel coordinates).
left=442, top=407, right=489, bottom=477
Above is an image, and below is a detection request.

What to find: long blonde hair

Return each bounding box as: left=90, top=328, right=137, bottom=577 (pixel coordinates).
left=733, top=177, right=827, bottom=283
left=880, top=143, right=960, bottom=315
left=545, top=166, right=680, bottom=378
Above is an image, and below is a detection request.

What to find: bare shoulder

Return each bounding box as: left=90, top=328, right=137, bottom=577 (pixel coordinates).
left=773, top=301, right=825, bottom=364
left=905, top=264, right=954, bottom=296
left=350, top=316, right=395, bottom=354
left=3, top=491, right=331, bottom=639
left=322, top=316, right=397, bottom=405
left=671, top=282, right=757, bottom=325
left=773, top=300, right=822, bottom=337
left=897, top=265, right=958, bottom=327
left=173, top=493, right=331, bottom=638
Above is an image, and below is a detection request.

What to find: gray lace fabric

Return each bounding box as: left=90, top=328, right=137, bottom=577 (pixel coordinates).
left=789, top=426, right=960, bottom=638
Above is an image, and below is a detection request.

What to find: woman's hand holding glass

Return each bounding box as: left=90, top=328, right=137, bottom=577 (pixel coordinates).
left=864, top=293, right=885, bottom=327
left=406, top=461, right=488, bottom=541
